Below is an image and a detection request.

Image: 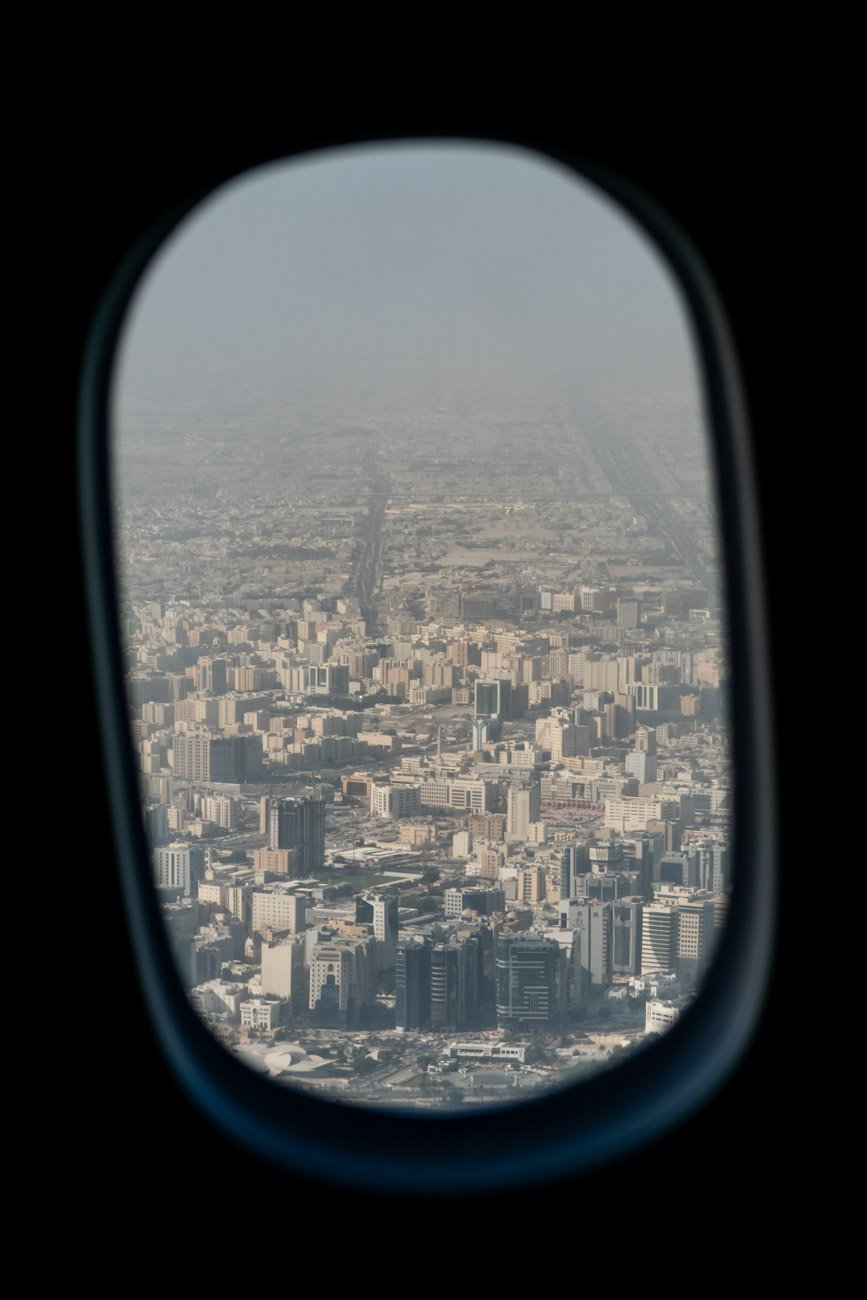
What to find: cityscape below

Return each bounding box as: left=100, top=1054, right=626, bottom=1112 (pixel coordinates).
left=116, top=364, right=730, bottom=1111
left=113, top=143, right=730, bottom=1110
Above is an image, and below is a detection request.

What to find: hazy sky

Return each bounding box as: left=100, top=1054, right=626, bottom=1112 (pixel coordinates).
left=114, top=140, right=701, bottom=405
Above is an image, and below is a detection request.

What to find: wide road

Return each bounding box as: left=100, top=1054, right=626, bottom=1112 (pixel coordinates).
left=349, top=454, right=392, bottom=634
left=571, top=394, right=714, bottom=591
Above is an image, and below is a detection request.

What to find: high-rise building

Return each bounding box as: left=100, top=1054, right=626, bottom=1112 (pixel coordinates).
left=231, top=665, right=264, bottom=693
left=419, top=776, right=498, bottom=813
left=427, top=934, right=483, bottom=1031
left=426, top=592, right=461, bottom=621
left=606, top=693, right=636, bottom=739
left=251, top=846, right=300, bottom=875
left=395, top=938, right=431, bottom=1030
left=641, top=902, right=679, bottom=974
left=309, top=936, right=375, bottom=1028
left=146, top=804, right=170, bottom=846
left=370, top=781, right=422, bottom=819
left=627, top=683, right=681, bottom=714
left=251, top=888, right=307, bottom=934
left=617, top=598, right=640, bottom=628
left=535, top=716, right=589, bottom=761
left=153, top=842, right=205, bottom=897
left=458, top=932, right=484, bottom=1029
left=198, top=658, right=228, bottom=694
left=605, top=796, right=679, bottom=832
left=471, top=716, right=501, bottom=750
left=645, top=1000, right=683, bottom=1033
left=580, top=586, right=613, bottom=612
left=496, top=935, right=561, bottom=1030
left=574, top=871, right=638, bottom=902
left=579, top=901, right=613, bottom=987
left=517, top=865, right=547, bottom=903
left=269, top=794, right=325, bottom=876
left=444, top=886, right=506, bottom=918
left=622, top=831, right=664, bottom=899
left=677, top=898, right=718, bottom=986
left=634, top=726, right=657, bottom=754
left=559, top=897, right=583, bottom=931
left=201, top=795, right=236, bottom=830
left=468, top=812, right=507, bottom=843
left=690, top=838, right=730, bottom=893
left=461, top=593, right=498, bottom=620
left=659, top=852, right=691, bottom=886
left=506, top=782, right=541, bottom=840
left=430, top=942, right=462, bottom=1032
left=173, top=732, right=257, bottom=783
left=306, top=664, right=349, bottom=696
left=475, top=678, right=512, bottom=721
left=261, top=935, right=306, bottom=1006
left=560, top=843, right=588, bottom=900
left=625, top=750, right=658, bottom=784
left=611, top=898, right=643, bottom=975
left=588, top=840, right=624, bottom=873
left=356, top=894, right=399, bottom=986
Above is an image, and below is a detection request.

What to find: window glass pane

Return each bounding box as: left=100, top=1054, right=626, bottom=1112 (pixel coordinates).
left=112, top=141, right=731, bottom=1110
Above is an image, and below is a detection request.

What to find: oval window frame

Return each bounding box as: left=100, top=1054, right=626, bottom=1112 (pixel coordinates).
left=78, top=132, right=775, bottom=1194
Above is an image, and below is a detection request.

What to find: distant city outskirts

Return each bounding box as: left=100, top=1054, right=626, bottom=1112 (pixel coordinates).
left=118, top=370, right=730, bottom=1110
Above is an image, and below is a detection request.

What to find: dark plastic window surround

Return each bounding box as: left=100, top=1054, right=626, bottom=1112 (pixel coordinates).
left=78, top=136, right=775, bottom=1194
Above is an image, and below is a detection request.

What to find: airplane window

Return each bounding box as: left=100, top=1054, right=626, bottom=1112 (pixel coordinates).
left=106, top=139, right=737, bottom=1118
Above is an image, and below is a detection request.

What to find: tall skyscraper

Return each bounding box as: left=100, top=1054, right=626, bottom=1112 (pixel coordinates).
left=560, top=843, right=588, bottom=900
left=356, top=894, right=399, bottom=987
left=395, top=938, right=431, bottom=1030
left=507, top=782, right=541, bottom=840
left=690, top=838, right=730, bottom=893
left=579, top=901, right=613, bottom=987
left=622, top=831, right=664, bottom=899
left=430, top=942, right=461, bottom=1032
left=641, top=902, right=679, bottom=974
left=269, top=794, right=325, bottom=876
left=611, top=898, right=643, bottom=975
left=426, top=934, right=483, bottom=1032
left=475, top=678, right=512, bottom=721
left=495, top=935, right=561, bottom=1030
left=146, top=804, right=170, bottom=846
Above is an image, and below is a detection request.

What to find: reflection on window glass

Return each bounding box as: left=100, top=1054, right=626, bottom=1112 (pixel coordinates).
left=112, top=142, right=730, bottom=1110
